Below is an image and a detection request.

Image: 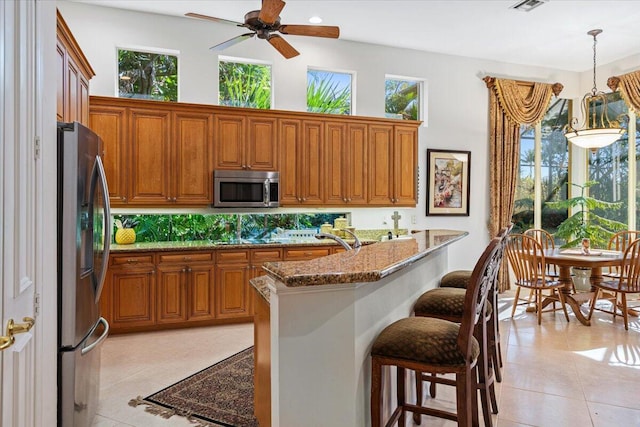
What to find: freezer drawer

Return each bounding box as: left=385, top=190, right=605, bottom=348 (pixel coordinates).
left=59, top=317, right=109, bottom=427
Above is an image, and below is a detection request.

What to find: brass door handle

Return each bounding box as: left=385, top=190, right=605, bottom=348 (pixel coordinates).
left=0, top=317, right=35, bottom=351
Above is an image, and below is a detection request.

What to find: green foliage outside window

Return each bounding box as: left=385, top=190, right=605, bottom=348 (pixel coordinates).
left=219, top=61, right=272, bottom=109
left=113, top=213, right=345, bottom=243
left=385, top=79, right=419, bottom=120
left=307, top=70, right=351, bottom=115
left=118, top=49, right=178, bottom=101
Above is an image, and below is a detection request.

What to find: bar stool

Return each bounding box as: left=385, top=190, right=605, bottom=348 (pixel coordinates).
left=370, top=237, right=502, bottom=427
left=412, top=232, right=507, bottom=427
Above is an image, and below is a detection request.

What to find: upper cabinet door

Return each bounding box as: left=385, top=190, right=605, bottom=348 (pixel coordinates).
left=214, top=114, right=246, bottom=170
left=172, top=111, right=213, bottom=204
left=325, top=122, right=348, bottom=205
left=346, top=123, right=368, bottom=205
left=89, top=105, right=128, bottom=204
left=368, top=124, right=394, bottom=204
left=299, top=120, right=324, bottom=205
left=393, top=125, right=418, bottom=206
left=246, top=116, right=278, bottom=171
left=128, top=108, right=172, bottom=204
left=278, top=118, right=302, bottom=205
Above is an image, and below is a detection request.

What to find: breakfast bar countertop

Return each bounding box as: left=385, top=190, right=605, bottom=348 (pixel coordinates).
left=260, top=229, right=467, bottom=288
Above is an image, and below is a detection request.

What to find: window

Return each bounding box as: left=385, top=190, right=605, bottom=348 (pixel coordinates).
left=219, top=58, right=272, bottom=109
left=385, top=77, right=422, bottom=121
left=588, top=92, right=631, bottom=227
left=118, top=48, right=178, bottom=101
left=513, top=97, right=571, bottom=236
left=307, top=69, right=352, bottom=115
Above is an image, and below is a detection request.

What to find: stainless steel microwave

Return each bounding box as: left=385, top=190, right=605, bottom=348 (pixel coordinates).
left=213, top=170, right=280, bottom=208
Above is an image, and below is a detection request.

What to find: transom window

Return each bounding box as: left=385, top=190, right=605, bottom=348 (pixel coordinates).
left=385, top=76, right=422, bottom=121
left=118, top=48, right=178, bottom=101
left=219, top=58, right=272, bottom=109
left=306, top=69, right=352, bottom=115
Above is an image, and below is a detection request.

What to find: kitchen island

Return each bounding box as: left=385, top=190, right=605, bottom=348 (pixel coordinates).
left=250, top=229, right=467, bottom=427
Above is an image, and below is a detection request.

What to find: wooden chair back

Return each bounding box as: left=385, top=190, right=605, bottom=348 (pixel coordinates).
left=607, top=231, right=640, bottom=277
left=458, top=237, right=502, bottom=358
left=524, top=228, right=558, bottom=277
left=619, top=238, right=640, bottom=293
left=505, top=234, right=548, bottom=289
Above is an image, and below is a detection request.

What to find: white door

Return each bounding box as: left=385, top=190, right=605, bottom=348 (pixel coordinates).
left=1, top=1, right=54, bottom=426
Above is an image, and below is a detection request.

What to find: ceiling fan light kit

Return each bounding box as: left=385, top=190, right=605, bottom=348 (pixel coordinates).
left=564, top=29, right=626, bottom=153
left=186, top=0, right=340, bottom=59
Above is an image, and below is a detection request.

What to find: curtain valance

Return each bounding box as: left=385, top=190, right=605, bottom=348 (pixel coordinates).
left=608, top=70, right=640, bottom=115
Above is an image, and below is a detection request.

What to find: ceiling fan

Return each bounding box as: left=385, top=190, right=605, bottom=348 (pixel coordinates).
left=185, top=0, right=340, bottom=59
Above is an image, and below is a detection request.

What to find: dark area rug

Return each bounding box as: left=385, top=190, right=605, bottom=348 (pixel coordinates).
left=129, top=347, right=258, bottom=427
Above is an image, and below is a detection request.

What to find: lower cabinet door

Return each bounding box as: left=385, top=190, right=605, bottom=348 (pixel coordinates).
left=216, top=264, right=250, bottom=318
left=188, top=264, right=216, bottom=321
left=109, top=268, right=156, bottom=329
left=157, top=265, right=188, bottom=324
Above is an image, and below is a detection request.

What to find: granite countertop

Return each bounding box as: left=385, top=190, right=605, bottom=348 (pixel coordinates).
left=110, top=238, right=375, bottom=252
left=250, top=275, right=274, bottom=303
left=261, top=229, right=467, bottom=288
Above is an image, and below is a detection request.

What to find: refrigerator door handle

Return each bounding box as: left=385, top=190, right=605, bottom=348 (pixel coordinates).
left=94, top=155, right=111, bottom=303
left=81, top=317, right=109, bottom=356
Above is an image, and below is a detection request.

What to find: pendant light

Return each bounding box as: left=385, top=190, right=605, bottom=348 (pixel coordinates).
left=564, top=29, right=625, bottom=153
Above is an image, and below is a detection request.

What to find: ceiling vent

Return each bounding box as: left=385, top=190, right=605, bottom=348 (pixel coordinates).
left=510, top=0, right=548, bottom=12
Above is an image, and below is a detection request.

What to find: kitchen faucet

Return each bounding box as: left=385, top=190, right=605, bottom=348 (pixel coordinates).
left=340, top=228, right=362, bottom=249
left=315, top=233, right=352, bottom=251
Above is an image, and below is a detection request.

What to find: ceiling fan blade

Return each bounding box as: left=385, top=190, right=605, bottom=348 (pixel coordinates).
left=259, top=0, right=286, bottom=25
left=278, top=25, right=340, bottom=39
left=185, top=12, right=242, bottom=27
left=267, top=34, right=299, bottom=59
left=210, top=33, right=255, bottom=51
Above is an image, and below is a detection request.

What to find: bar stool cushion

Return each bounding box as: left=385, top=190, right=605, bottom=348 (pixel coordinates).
left=414, top=288, right=492, bottom=318
left=440, top=270, right=472, bottom=288
left=371, top=317, right=479, bottom=366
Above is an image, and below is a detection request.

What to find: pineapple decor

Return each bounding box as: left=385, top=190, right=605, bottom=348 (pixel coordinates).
left=114, top=218, right=137, bottom=244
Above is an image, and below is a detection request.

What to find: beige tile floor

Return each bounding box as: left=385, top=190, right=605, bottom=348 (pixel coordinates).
left=93, top=292, right=640, bottom=427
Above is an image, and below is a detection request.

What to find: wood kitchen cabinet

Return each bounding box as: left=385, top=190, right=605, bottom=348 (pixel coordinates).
left=325, top=122, right=368, bottom=206
left=214, top=114, right=278, bottom=171
left=368, top=124, right=418, bottom=206
left=215, top=250, right=252, bottom=319
left=102, top=253, right=156, bottom=333
left=89, top=105, right=128, bottom=203
left=89, top=97, right=213, bottom=207
left=172, top=111, right=214, bottom=204
left=56, top=10, right=94, bottom=125
left=279, top=119, right=325, bottom=205
left=156, top=251, right=215, bottom=324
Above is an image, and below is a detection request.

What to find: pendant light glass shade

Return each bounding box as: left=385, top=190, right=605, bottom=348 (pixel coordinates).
left=564, top=29, right=625, bottom=152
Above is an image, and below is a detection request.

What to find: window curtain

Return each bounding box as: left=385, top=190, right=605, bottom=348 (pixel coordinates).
left=483, top=77, right=564, bottom=291
left=608, top=70, right=640, bottom=114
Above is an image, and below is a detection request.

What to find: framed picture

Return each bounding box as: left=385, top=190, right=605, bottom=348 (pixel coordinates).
left=426, top=149, right=470, bottom=216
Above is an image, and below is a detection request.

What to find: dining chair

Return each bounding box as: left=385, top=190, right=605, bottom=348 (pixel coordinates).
left=605, top=230, right=640, bottom=278
left=522, top=227, right=566, bottom=298
left=506, top=234, right=570, bottom=325
left=588, top=237, right=640, bottom=330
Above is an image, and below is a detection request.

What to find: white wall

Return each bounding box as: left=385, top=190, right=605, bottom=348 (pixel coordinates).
left=56, top=1, right=600, bottom=271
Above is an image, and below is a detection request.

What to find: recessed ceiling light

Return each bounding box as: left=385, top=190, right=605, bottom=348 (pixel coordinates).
left=309, top=16, right=322, bottom=24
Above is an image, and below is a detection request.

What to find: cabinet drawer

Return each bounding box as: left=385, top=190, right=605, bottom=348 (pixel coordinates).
left=251, top=248, right=283, bottom=262
left=158, top=252, right=213, bottom=264
left=110, top=254, right=154, bottom=266
left=217, top=250, right=250, bottom=264
left=284, top=247, right=331, bottom=260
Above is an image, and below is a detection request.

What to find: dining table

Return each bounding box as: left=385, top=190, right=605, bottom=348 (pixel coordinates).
left=543, top=248, right=624, bottom=326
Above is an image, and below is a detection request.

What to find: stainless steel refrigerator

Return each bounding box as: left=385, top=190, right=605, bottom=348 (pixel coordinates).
left=57, top=122, right=111, bottom=427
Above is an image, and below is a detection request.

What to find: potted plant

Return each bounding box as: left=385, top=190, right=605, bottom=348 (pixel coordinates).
left=547, top=181, right=626, bottom=290
left=547, top=181, right=625, bottom=249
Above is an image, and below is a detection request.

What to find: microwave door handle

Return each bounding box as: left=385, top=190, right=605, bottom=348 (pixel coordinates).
left=264, top=179, right=270, bottom=206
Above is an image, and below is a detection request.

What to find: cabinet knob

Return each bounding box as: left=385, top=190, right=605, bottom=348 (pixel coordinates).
left=246, top=165, right=252, bottom=169
left=187, top=267, right=192, bottom=273
left=151, top=270, right=156, bottom=274
left=184, top=256, right=192, bottom=261
left=302, top=197, right=307, bottom=202
left=122, top=196, right=127, bottom=203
